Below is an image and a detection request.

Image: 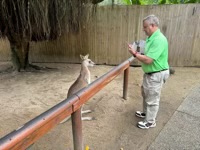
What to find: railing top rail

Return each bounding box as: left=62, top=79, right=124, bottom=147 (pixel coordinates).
left=0, top=56, right=134, bottom=150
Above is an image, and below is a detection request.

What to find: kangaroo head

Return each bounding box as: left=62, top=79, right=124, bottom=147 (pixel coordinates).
left=80, top=54, right=95, bottom=67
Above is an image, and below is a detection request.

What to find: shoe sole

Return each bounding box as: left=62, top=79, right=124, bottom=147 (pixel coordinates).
left=137, top=124, right=149, bottom=129
left=135, top=113, right=145, bottom=118
left=137, top=124, right=156, bottom=129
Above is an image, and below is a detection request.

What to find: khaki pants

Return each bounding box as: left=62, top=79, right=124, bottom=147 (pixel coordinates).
left=141, top=70, right=169, bottom=123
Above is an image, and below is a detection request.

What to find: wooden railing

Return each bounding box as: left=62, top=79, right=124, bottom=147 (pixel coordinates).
left=0, top=56, right=134, bottom=150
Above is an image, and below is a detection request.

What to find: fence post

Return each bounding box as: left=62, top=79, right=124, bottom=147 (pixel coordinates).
left=123, top=66, right=130, bottom=100
left=71, top=107, right=83, bottom=150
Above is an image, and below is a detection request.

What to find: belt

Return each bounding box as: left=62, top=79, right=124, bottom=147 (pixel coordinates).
left=146, top=69, right=168, bottom=75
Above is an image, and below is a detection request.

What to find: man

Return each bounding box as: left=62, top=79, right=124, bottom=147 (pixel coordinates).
left=128, top=15, right=169, bottom=129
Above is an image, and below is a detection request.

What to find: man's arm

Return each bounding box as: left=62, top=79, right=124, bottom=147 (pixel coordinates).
left=128, top=44, right=153, bottom=64
left=135, top=53, right=153, bottom=64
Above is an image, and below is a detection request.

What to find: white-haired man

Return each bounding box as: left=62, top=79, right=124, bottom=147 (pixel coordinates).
left=128, top=15, right=170, bottom=129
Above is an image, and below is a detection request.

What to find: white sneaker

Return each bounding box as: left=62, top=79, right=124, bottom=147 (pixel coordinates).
left=137, top=121, right=156, bottom=129
left=135, top=111, right=146, bottom=118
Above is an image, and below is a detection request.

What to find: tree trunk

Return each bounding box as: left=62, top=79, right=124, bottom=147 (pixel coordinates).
left=10, top=41, right=30, bottom=72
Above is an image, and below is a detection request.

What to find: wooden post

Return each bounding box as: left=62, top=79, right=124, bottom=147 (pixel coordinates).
left=71, top=108, right=83, bottom=150
left=123, top=67, right=129, bottom=100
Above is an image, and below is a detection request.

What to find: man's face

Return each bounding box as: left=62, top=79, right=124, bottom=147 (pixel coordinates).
left=143, top=20, right=154, bottom=36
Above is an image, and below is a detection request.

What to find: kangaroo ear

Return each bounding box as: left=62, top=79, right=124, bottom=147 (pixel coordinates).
left=80, top=54, right=84, bottom=60
left=85, top=54, right=89, bottom=59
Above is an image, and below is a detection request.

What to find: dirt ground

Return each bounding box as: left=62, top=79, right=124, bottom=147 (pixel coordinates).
left=0, top=61, right=200, bottom=150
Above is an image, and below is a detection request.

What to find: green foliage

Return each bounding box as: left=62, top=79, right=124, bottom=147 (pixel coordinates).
left=121, top=0, right=199, bottom=4
left=160, top=0, right=167, bottom=4
left=123, top=0, right=133, bottom=5
left=184, top=0, right=200, bottom=3
left=129, top=0, right=141, bottom=4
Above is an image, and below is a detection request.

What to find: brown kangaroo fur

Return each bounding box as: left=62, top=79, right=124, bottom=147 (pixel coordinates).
left=60, top=54, right=95, bottom=123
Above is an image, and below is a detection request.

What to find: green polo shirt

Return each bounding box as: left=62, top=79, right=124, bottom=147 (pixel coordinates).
left=142, top=29, right=169, bottom=73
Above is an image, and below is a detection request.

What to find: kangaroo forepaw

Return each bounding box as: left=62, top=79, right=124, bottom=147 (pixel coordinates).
left=82, top=117, right=96, bottom=121
left=60, top=116, right=71, bottom=124
left=82, top=109, right=93, bottom=114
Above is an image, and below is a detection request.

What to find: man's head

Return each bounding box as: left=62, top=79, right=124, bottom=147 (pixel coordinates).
left=143, top=15, right=159, bottom=36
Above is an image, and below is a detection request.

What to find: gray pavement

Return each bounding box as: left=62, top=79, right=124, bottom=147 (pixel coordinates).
left=149, top=84, right=200, bottom=150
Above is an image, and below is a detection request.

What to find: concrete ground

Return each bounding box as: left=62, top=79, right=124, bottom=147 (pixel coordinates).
left=148, top=84, right=200, bottom=150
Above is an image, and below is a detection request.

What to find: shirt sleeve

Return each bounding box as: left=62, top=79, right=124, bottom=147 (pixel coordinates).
left=146, top=38, right=165, bottom=60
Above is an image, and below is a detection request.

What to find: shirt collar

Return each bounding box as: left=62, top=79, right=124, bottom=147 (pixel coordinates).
left=147, top=29, right=160, bottom=41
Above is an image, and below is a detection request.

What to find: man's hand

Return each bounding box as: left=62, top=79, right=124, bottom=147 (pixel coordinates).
left=127, top=43, right=137, bottom=57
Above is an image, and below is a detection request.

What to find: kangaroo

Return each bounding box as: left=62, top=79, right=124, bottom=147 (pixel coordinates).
left=60, top=54, right=95, bottom=123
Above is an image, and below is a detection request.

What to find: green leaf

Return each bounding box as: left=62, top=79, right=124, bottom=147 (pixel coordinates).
left=160, top=0, right=167, bottom=4
left=123, top=0, right=132, bottom=4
